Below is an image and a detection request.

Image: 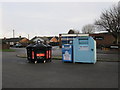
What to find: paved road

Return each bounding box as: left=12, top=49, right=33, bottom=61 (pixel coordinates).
left=2, top=48, right=118, bottom=88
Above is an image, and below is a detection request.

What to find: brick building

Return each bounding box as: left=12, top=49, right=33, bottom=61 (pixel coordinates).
left=59, top=33, right=119, bottom=48
left=89, top=33, right=115, bottom=48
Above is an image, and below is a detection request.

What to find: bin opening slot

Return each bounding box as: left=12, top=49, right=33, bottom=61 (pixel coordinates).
left=78, top=37, right=88, bottom=44
left=79, top=40, right=88, bottom=44
left=64, top=45, right=71, bottom=49
left=78, top=37, right=88, bottom=40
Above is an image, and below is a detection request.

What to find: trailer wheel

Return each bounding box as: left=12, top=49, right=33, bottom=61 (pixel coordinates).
left=44, top=60, right=46, bottom=63
left=35, top=61, right=37, bottom=64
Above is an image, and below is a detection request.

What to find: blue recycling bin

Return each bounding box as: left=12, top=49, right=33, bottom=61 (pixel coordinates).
left=62, top=44, right=73, bottom=62
left=73, top=36, right=96, bottom=64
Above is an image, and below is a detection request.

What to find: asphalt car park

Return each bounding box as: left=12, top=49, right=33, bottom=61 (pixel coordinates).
left=2, top=47, right=119, bottom=88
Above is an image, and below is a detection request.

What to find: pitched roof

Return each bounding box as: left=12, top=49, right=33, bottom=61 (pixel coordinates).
left=47, top=37, right=53, bottom=40
left=41, top=37, right=49, bottom=41
left=31, top=36, right=59, bottom=42
left=31, top=36, right=49, bottom=42
left=2, top=37, right=25, bottom=42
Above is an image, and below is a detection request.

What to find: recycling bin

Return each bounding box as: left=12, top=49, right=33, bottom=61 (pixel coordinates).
left=62, top=44, right=73, bottom=62
left=26, top=40, right=52, bottom=63
left=26, top=43, right=34, bottom=62
left=73, top=36, right=96, bottom=64
left=61, top=36, right=74, bottom=62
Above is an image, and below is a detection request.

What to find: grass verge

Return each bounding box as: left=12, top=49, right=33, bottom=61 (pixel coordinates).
left=52, top=56, right=62, bottom=60
left=0, top=49, right=15, bottom=52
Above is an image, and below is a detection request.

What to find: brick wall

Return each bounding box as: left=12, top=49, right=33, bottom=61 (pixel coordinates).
left=0, top=44, right=10, bottom=49
left=90, top=33, right=115, bottom=47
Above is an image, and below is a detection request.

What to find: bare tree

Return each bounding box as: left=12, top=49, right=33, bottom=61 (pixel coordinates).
left=94, top=25, right=106, bottom=32
left=95, top=3, right=120, bottom=44
left=82, top=24, right=95, bottom=34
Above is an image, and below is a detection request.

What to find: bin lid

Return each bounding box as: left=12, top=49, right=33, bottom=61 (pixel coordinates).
left=26, top=44, right=34, bottom=48
left=33, top=40, right=47, bottom=48
left=43, top=41, right=52, bottom=48
left=46, top=43, right=52, bottom=48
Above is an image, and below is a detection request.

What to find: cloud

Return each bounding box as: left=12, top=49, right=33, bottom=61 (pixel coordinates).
left=1, top=2, right=117, bottom=39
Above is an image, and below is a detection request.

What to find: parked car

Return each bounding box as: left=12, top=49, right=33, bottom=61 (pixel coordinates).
left=15, top=43, right=23, bottom=48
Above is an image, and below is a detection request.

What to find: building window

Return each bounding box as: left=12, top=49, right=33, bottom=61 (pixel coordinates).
left=95, top=36, right=104, bottom=40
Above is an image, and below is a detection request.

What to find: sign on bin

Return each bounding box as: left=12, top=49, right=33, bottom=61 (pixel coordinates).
left=62, top=44, right=73, bottom=62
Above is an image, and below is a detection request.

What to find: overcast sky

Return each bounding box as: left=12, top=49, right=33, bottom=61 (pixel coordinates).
left=0, top=2, right=118, bottom=39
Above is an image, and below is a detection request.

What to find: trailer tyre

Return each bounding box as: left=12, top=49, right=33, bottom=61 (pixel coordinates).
left=35, top=61, right=37, bottom=64
left=44, top=60, right=46, bottom=63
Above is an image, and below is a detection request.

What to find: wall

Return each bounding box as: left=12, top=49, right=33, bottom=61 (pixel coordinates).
left=90, top=33, right=115, bottom=47
left=0, top=44, right=10, bottom=49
